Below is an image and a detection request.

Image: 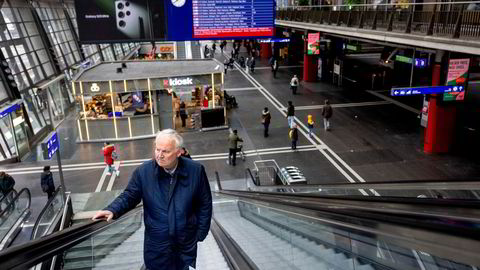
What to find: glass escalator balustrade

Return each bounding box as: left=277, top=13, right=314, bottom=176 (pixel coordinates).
left=0, top=189, right=30, bottom=247
left=212, top=194, right=479, bottom=270
left=31, top=189, right=65, bottom=240
left=62, top=210, right=144, bottom=270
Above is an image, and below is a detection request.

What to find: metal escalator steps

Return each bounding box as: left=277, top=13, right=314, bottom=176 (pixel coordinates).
left=197, top=233, right=230, bottom=270
left=218, top=216, right=330, bottom=269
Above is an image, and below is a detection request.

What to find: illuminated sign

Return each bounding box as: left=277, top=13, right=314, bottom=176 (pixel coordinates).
left=164, top=77, right=193, bottom=87
left=90, top=83, right=100, bottom=92
left=258, top=38, right=291, bottom=43
left=307, top=33, right=320, bottom=55
left=41, top=131, right=59, bottom=160
left=391, top=85, right=464, bottom=96
left=0, top=102, right=21, bottom=119
left=75, top=0, right=274, bottom=42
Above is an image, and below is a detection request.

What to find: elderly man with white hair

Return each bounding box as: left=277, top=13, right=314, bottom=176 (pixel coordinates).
left=93, top=129, right=212, bottom=270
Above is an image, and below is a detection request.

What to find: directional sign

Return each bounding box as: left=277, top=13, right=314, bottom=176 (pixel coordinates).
left=258, top=38, right=290, bottom=43
left=391, top=85, right=464, bottom=96
left=41, top=131, right=59, bottom=160
left=0, top=100, right=22, bottom=119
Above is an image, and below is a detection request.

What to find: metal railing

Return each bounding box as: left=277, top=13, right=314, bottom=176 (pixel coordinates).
left=276, top=1, right=480, bottom=40
left=0, top=188, right=31, bottom=250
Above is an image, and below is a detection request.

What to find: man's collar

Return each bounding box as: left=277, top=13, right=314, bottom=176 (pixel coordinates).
left=155, top=157, right=188, bottom=177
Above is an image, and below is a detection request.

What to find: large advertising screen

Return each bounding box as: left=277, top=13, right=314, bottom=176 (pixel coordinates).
left=75, top=0, right=275, bottom=42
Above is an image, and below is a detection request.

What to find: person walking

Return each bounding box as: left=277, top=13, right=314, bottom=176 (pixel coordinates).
left=212, top=43, right=216, bottom=56
left=262, top=107, right=271, bottom=137
left=181, top=147, right=192, bottom=159
left=0, top=172, right=15, bottom=210
left=250, top=57, right=256, bottom=73
left=103, top=142, right=119, bottom=176
left=220, top=42, right=224, bottom=53
left=322, top=99, right=333, bottom=131
left=180, top=101, right=188, bottom=128
left=40, top=166, right=56, bottom=200
left=289, top=124, right=299, bottom=150
left=290, top=75, right=299, bottom=95
left=286, top=101, right=295, bottom=128
left=93, top=129, right=212, bottom=270
left=307, top=114, right=315, bottom=138
left=273, top=59, right=279, bottom=78
left=228, top=129, right=243, bottom=166
left=224, top=59, right=229, bottom=74
left=245, top=57, right=250, bottom=74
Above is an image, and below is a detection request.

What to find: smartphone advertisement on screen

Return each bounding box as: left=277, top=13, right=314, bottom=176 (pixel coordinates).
left=74, top=0, right=275, bottom=42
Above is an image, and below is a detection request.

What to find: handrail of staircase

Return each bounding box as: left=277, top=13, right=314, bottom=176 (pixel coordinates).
left=278, top=1, right=480, bottom=9
left=0, top=205, right=143, bottom=270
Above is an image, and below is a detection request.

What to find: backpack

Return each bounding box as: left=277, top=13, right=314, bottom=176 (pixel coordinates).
left=111, top=151, right=119, bottom=160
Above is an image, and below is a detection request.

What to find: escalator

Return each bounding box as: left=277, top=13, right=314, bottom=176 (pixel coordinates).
left=1, top=176, right=480, bottom=270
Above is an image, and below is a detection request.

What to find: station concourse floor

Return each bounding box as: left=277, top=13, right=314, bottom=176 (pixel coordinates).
left=1, top=42, right=479, bottom=208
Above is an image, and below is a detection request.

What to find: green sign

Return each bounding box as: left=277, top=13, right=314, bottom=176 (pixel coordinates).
left=395, top=55, right=412, bottom=64
left=346, top=44, right=360, bottom=51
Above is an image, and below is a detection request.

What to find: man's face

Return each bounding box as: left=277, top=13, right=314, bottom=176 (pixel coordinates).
left=154, top=137, right=181, bottom=169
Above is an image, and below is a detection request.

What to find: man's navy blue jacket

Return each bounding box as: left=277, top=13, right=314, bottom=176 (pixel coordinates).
left=105, top=157, right=212, bottom=270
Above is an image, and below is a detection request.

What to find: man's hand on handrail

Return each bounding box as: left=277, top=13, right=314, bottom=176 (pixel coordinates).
left=92, top=210, right=114, bottom=222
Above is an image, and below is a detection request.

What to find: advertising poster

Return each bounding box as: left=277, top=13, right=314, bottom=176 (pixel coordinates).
left=74, top=0, right=275, bottom=42
left=307, top=33, right=320, bottom=55
left=444, top=58, right=470, bottom=101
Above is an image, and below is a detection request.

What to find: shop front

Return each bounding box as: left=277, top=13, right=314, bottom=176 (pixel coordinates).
left=0, top=100, right=31, bottom=162
left=72, top=59, right=225, bottom=143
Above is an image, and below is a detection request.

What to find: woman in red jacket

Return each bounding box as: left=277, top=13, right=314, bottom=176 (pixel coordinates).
left=103, top=142, right=119, bottom=176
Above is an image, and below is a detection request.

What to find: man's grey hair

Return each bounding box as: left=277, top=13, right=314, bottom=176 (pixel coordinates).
left=155, top=129, right=184, bottom=149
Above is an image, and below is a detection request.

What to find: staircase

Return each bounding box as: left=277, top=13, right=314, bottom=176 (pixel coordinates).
left=176, top=41, right=186, bottom=60
left=191, top=41, right=203, bottom=59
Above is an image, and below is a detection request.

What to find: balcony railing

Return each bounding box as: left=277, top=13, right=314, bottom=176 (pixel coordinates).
left=276, top=1, right=480, bottom=40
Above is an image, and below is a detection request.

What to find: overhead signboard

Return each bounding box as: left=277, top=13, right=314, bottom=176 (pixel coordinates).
left=74, top=0, right=275, bottom=42
left=41, top=131, right=59, bottom=160
left=391, top=85, right=464, bottom=96
left=307, top=33, right=320, bottom=55
left=258, top=38, right=291, bottom=43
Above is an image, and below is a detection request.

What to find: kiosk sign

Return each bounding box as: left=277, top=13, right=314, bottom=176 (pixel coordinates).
left=41, top=131, right=59, bottom=160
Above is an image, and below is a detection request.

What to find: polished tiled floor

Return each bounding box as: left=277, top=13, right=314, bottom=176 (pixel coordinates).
left=1, top=42, right=479, bottom=204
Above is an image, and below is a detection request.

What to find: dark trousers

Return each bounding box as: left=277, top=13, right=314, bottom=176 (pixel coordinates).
left=291, top=86, right=297, bottom=94
left=263, top=123, right=269, bottom=137
left=47, top=191, right=54, bottom=200
left=273, top=69, right=277, bottom=78
left=229, top=148, right=237, bottom=165
left=291, top=140, right=297, bottom=150
left=181, top=115, right=187, bottom=127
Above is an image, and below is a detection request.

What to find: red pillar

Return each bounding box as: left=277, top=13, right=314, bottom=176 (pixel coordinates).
left=303, top=54, right=317, bottom=82
left=424, top=63, right=457, bottom=154
left=260, top=43, right=272, bottom=59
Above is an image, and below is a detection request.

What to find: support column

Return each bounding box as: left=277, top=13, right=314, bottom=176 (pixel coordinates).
left=424, top=51, right=456, bottom=154
left=260, top=43, right=272, bottom=59
left=303, top=54, right=317, bottom=82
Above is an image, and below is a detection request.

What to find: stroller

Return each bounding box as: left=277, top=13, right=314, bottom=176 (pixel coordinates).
left=236, top=141, right=246, bottom=161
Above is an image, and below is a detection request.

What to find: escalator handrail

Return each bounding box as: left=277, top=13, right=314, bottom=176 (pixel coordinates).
left=242, top=177, right=480, bottom=191
left=219, top=189, right=480, bottom=223
left=0, top=188, right=31, bottom=219
left=0, top=205, right=143, bottom=270
left=217, top=190, right=480, bottom=267
left=31, top=186, right=64, bottom=240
